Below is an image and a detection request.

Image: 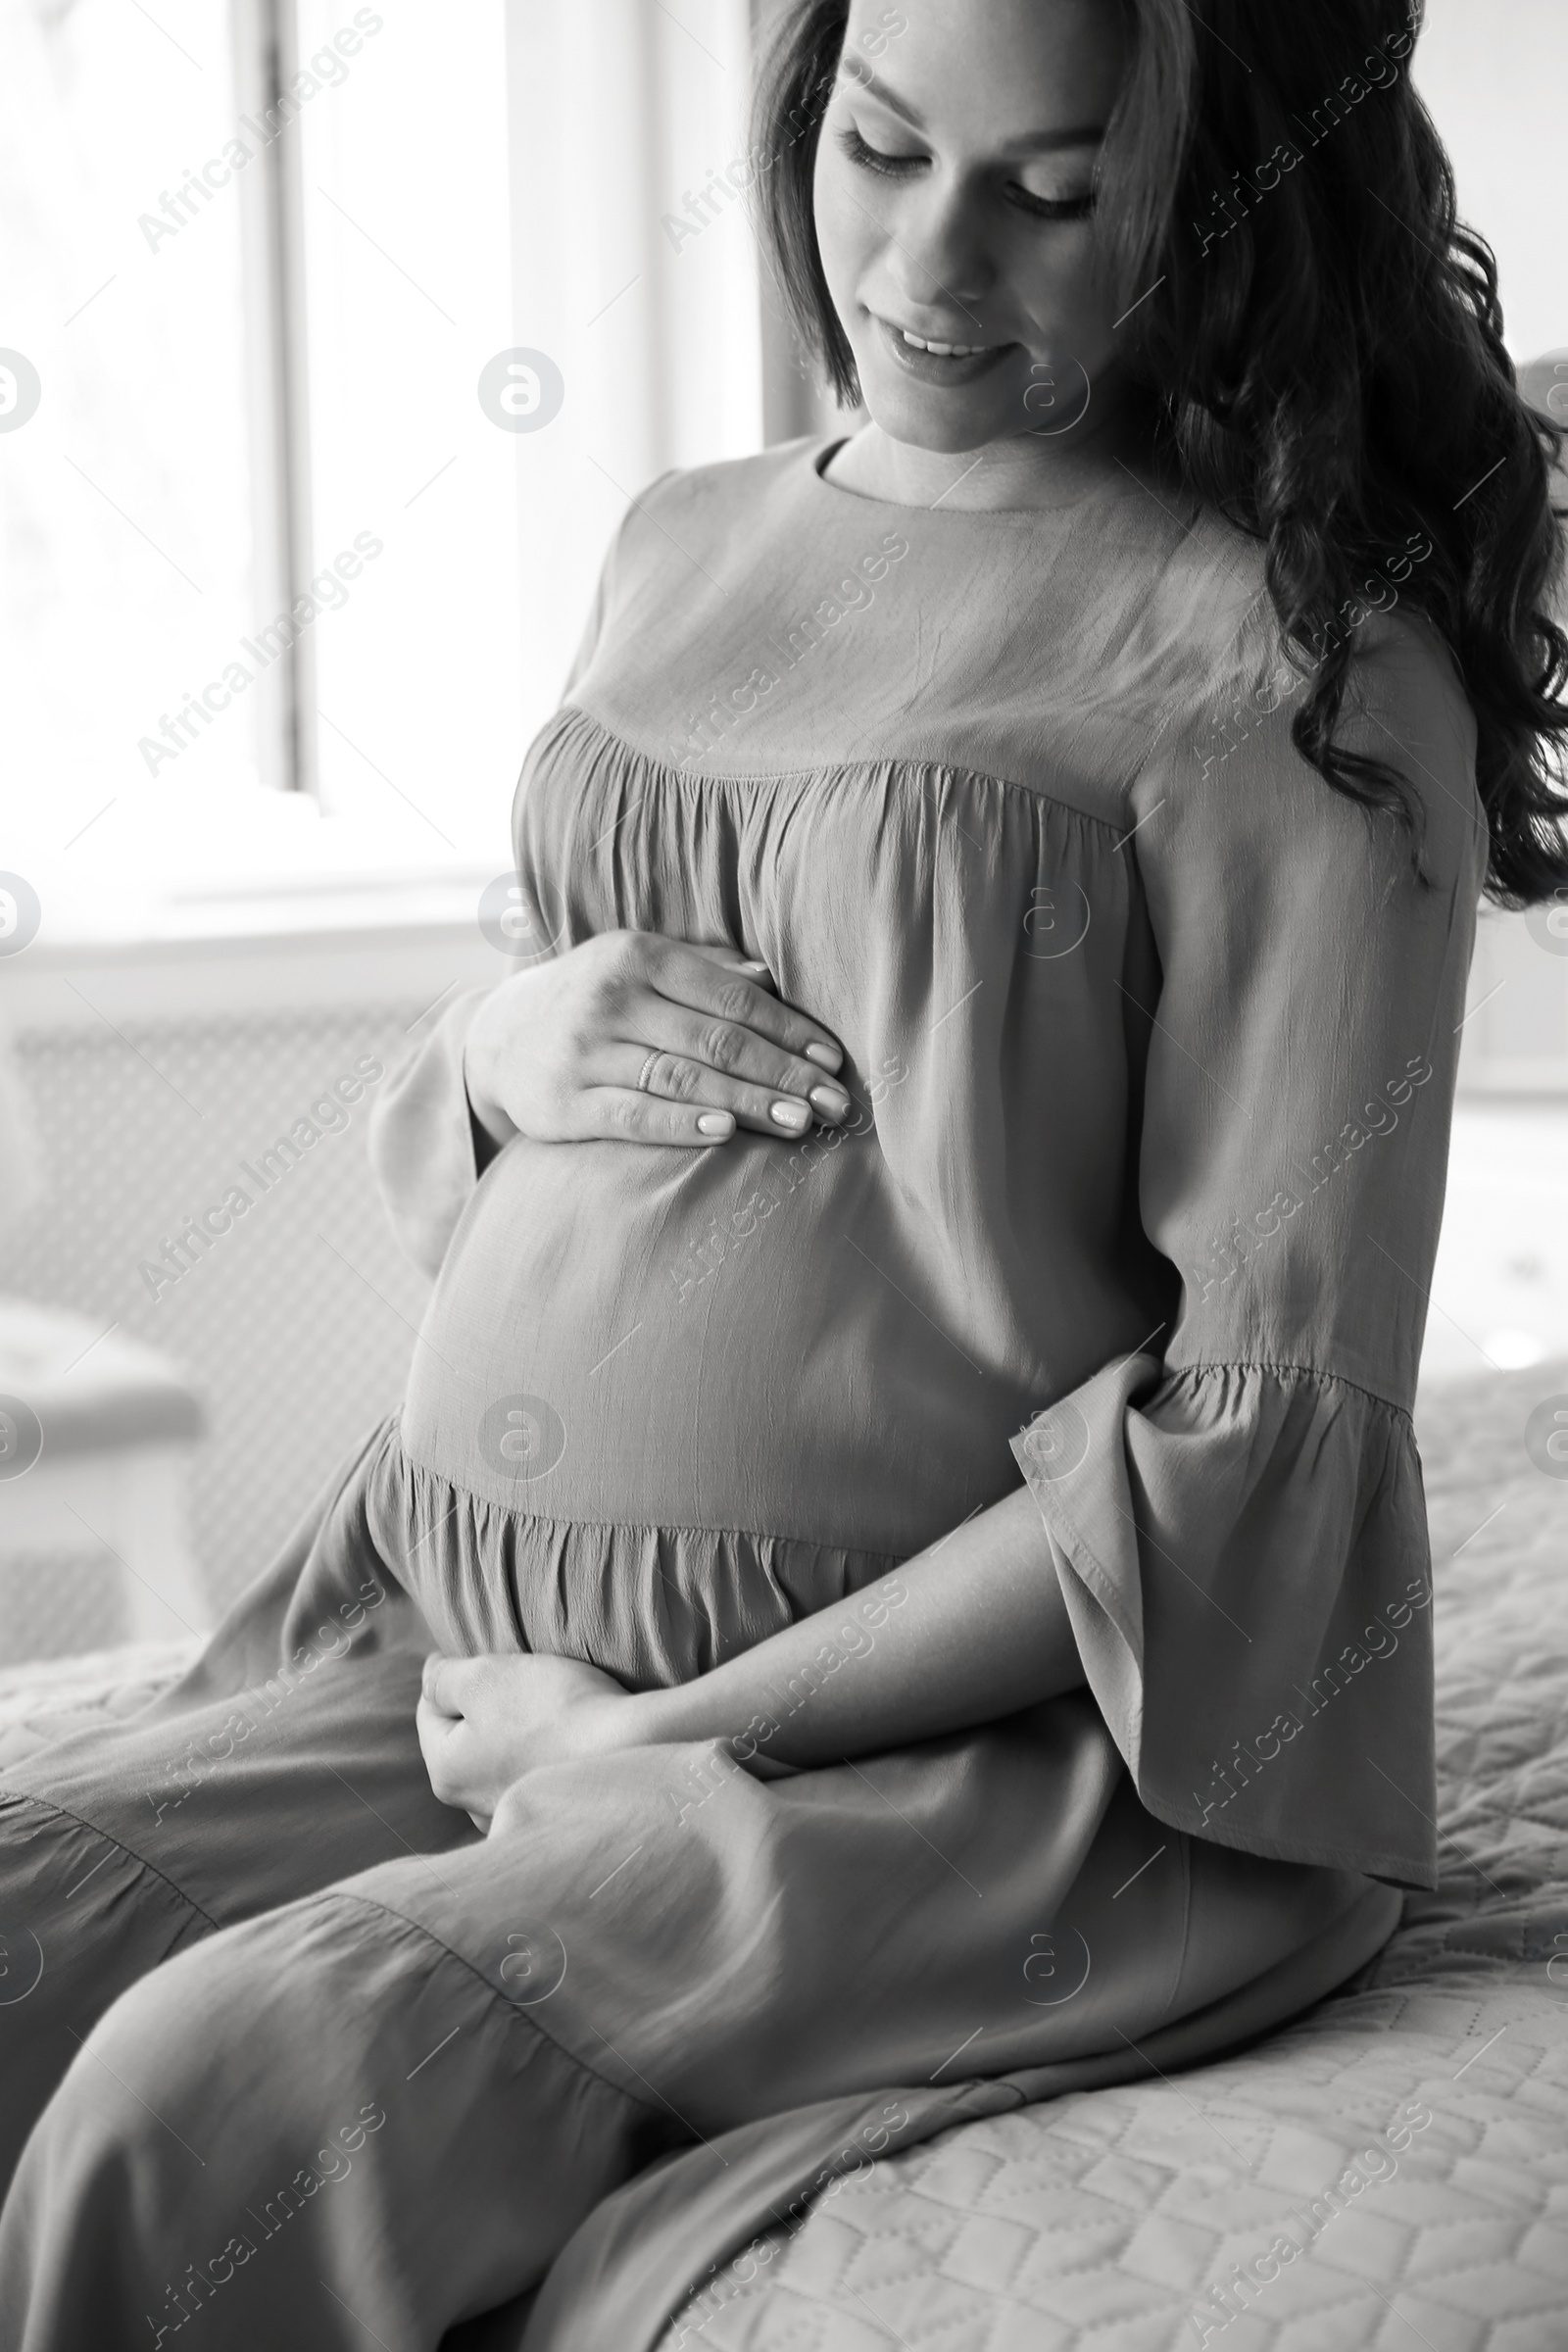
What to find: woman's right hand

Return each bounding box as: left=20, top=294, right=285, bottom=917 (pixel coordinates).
left=462, top=930, right=853, bottom=1151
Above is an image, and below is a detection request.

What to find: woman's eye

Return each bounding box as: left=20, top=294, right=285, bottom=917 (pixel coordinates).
left=837, top=124, right=1096, bottom=221
left=837, top=124, right=926, bottom=178
left=1008, top=183, right=1097, bottom=222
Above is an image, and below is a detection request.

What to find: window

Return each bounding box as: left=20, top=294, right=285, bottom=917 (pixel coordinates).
left=5, top=0, right=762, bottom=937
left=3, top=0, right=259, bottom=891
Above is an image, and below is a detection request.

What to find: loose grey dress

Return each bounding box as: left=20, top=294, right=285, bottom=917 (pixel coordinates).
left=0, top=437, right=1482, bottom=2349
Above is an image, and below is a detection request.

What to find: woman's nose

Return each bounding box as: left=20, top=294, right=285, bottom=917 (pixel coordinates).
left=884, top=181, right=995, bottom=318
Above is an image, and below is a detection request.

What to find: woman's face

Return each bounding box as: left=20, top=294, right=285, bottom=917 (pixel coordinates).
left=812, top=0, right=1128, bottom=457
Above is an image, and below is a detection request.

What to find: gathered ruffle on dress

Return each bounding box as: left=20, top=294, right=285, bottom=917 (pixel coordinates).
left=364, top=1422, right=902, bottom=1685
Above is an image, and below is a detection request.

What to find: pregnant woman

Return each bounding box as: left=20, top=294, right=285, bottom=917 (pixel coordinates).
left=2, top=1, right=1564, bottom=2344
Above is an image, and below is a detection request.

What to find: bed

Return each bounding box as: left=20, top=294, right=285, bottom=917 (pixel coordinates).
left=4, top=1358, right=1566, bottom=2348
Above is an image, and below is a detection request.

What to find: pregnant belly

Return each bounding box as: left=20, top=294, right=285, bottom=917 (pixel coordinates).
left=398, top=1127, right=1031, bottom=1558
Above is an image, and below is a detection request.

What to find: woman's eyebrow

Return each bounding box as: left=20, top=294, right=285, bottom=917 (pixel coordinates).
left=838, top=67, right=1103, bottom=151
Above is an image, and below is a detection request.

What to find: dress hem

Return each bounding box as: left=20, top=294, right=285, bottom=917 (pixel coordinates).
left=1127, top=1785, right=1439, bottom=1894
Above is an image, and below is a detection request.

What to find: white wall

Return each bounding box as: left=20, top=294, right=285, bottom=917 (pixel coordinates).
left=1414, top=0, right=1568, bottom=364
left=1414, top=3, right=1568, bottom=1094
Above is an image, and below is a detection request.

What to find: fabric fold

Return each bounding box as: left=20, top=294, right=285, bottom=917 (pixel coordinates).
left=1013, top=1353, right=1437, bottom=1887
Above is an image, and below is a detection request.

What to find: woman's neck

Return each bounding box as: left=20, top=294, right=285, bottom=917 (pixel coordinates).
left=823, top=385, right=1154, bottom=513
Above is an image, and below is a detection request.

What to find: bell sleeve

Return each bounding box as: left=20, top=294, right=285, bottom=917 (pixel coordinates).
left=1010, top=610, right=1487, bottom=1889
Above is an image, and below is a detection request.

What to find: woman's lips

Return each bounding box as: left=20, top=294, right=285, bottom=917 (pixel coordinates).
left=873, top=314, right=1014, bottom=387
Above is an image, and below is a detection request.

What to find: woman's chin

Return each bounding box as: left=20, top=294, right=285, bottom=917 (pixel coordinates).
left=856, top=379, right=1015, bottom=460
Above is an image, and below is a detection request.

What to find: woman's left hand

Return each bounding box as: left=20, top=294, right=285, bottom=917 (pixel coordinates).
left=416, top=1651, right=644, bottom=1830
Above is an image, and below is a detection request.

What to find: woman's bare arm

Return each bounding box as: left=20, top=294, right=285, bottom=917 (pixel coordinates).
left=418, top=1483, right=1087, bottom=1824
left=625, top=1482, right=1084, bottom=1769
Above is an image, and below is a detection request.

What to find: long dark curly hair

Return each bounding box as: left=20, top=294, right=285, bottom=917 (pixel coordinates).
left=751, top=0, right=1568, bottom=906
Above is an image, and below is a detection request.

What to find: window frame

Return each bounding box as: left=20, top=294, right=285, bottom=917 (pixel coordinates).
left=231, top=0, right=318, bottom=799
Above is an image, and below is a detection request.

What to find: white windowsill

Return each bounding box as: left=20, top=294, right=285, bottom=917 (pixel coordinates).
left=24, top=872, right=496, bottom=952
left=3, top=880, right=505, bottom=1027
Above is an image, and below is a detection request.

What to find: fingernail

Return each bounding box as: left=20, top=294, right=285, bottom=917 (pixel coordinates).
left=809, top=1086, right=850, bottom=1120
left=697, top=1111, right=734, bottom=1138
left=804, top=1043, right=842, bottom=1072
left=740, top=959, right=771, bottom=976
left=769, top=1100, right=810, bottom=1132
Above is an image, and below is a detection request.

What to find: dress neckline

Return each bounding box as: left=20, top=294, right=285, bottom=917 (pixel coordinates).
left=805, top=432, right=1152, bottom=523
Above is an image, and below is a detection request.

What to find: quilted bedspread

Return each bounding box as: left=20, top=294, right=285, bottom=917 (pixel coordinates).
left=3, top=1359, right=1566, bottom=2349
left=650, top=1360, right=1568, bottom=2351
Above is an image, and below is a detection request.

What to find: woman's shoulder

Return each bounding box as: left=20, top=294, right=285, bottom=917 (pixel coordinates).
left=1125, top=529, right=1484, bottom=906
left=1122, top=497, right=1477, bottom=797
left=592, top=439, right=870, bottom=631
left=624, top=439, right=826, bottom=545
